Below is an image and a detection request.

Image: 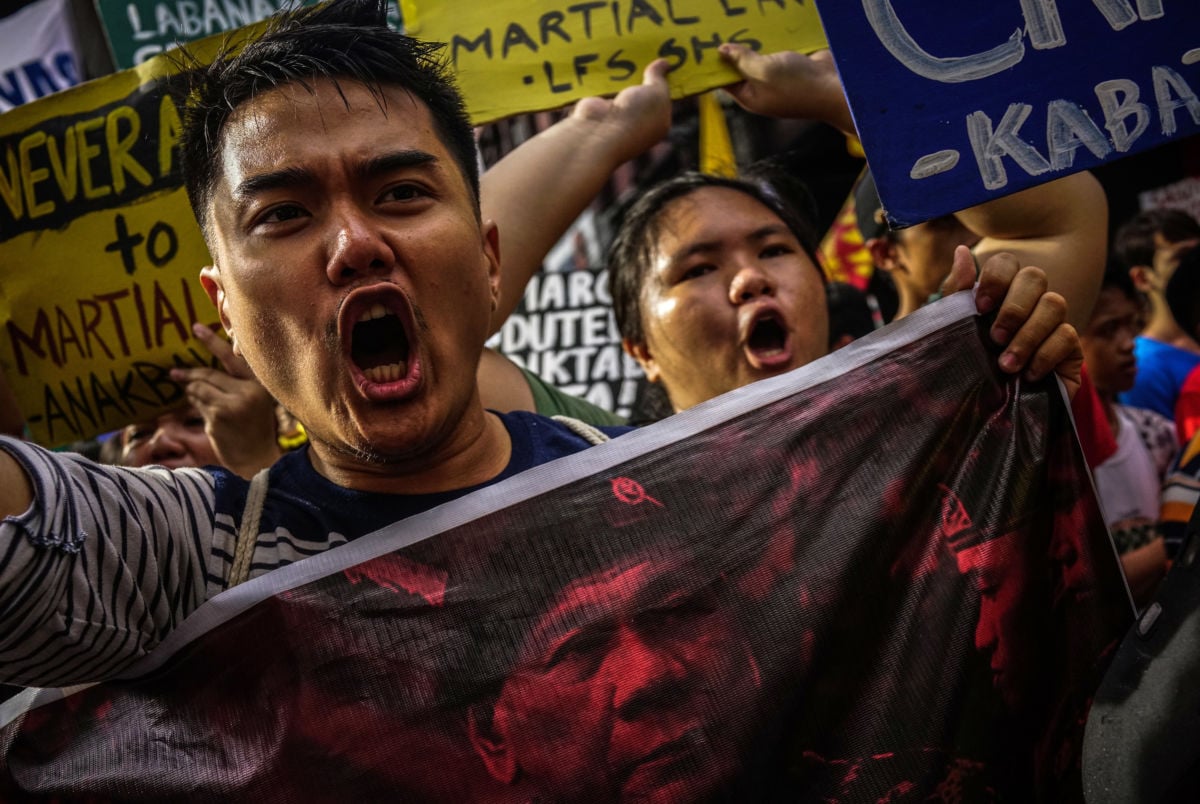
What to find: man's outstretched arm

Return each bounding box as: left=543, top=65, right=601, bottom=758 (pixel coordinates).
left=0, top=440, right=214, bottom=688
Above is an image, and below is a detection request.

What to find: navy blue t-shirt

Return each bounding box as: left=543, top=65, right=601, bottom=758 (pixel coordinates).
left=205, top=411, right=631, bottom=584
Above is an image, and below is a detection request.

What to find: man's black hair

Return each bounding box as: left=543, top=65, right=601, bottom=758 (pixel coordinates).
left=1166, top=245, right=1200, bottom=341
left=1113, top=208, right=1200, bottom=270
left=177, top=0, right=478, bottom=235
left=1099, top=255, right=1140, bottom=303
left=607, top=172, right=821, bottom=347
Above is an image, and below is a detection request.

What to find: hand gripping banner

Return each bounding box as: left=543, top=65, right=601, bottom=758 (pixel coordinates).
left=0, top=293, right=1131, bottom=802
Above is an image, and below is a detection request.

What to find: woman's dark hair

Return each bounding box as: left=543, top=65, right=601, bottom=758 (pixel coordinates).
left=607, top=171, right=822, bottom=347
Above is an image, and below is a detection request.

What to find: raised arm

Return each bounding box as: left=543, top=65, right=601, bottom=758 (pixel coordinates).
left=717, top=44, right=855, bottom=137
left=956, top=172, right=1108, bottom=331
left=481, top=59, right=672, bottom=332
left=718, top=44, right=1107, bottom=331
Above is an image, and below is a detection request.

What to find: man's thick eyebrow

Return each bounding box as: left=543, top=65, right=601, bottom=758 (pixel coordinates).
left=233, top=166, right=314, bottom=201
left=669, top=223, right=792, bottom=264
left=232, top=151, right=439, bottom=202
left=357, top=150, right=438, bottom=180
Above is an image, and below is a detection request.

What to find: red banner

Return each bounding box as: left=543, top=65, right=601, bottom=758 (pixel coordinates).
left=0, top=294, right=1131, bottom=802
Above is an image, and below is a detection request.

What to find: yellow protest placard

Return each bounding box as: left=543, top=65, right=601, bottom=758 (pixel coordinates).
left=1, top=1, right=825, bottom=446
left=0, top=28, right=262, bottom=446
left=401, top=0, right=827, bottom=123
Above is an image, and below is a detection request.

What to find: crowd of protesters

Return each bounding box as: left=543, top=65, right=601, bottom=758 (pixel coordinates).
left=0, top=0, right=1198, bottom=798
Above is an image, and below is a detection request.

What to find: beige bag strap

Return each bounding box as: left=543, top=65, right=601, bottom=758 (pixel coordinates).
left=551, top=415, right=612, bottom=446
left=228, top=468, right=271, bottom=588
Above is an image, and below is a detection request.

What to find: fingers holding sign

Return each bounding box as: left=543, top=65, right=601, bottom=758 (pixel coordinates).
left=717, top=45, right=856, bottom=136
left=943, top=246, right=1082, bottom=400
left=170, top=322, right=282, bottom=478
left=571, top=58, right=673, bottom=164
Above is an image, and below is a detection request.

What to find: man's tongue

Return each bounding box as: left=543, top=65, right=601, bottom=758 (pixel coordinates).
left=352, top=310, right=409, bottom=383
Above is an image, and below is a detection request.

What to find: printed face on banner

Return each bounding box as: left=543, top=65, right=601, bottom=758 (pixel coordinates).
left=469, top=552, right=758, bottom=801
left=954, top=533, right=1037, bottom=711
left=202, top=79, right=500, bottom=460
left=634, top=187, right=828, bottom=411
left=816, top=1, right=1200, bottom=224
left=401, top=0, right=828, bottom=123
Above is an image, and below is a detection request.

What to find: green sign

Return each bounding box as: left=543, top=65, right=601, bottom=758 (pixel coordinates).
left=94, top=0, right=401, bottom=70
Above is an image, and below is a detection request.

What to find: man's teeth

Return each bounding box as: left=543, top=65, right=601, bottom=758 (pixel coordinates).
left=362, top=362, right=406, bottom=383
left=358, top=303, right=390, bottom=323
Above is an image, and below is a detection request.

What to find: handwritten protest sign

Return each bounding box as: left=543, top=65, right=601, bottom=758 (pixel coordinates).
left=94, top=0, right=311, bottom=68
left=0, top=29, right=260, bottom=446
left=816, top=1, right=1200, bottom=226
left=0, top=0, right=81, bottom=112
left=400, top=0, right=827, bottom=123
left=94, top=0, right=402, bottom=69
left=494, top=266, right=644, bottom=419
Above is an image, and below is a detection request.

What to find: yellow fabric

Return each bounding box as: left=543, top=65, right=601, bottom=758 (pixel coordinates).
left=699, top=92, right=737, bottom=178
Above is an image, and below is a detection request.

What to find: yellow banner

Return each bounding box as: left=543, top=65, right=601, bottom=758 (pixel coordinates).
left=0, top=29, right=259, bottom=446
left=1, top=2, right=826, bottom=445
left=401, top=0, right=827, bottom=123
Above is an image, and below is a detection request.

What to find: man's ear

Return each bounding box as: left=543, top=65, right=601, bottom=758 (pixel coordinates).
left=866, top=237, right=901, bottom=273
left=199, top=264, right=238, bottom=355
left=467, top=701, right=518, bottom=784
left=622, top=338, right=661, bottom=384
left=482, top=220, right=502, bottom=313
left=1129, top=265, right=1157, bottom=294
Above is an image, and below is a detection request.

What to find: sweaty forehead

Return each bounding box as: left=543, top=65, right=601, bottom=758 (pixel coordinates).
left=653, top=189, right=786, bottom=257
left=208, top=79, right=436, bottom=205
left=662, top=187, right=781, bottom=230
left=228, top=80, right=421, bottom=154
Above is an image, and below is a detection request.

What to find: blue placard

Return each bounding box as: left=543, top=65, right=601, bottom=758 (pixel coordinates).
left=817, top=0, right=1200, bottom=227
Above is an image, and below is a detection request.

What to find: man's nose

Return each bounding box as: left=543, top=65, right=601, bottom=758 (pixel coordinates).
left=974, top=605, right=1000, bottom=654
left=609, top=628, right=689, bottom=720
left=728, top=264, right=774, bottom=304
left=325, top=205, right=395, bottom=285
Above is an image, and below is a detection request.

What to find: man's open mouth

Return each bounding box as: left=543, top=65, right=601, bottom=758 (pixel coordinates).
left=348, top=301, right=412, bottom=386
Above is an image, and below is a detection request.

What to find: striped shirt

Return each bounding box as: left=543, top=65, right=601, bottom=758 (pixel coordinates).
left=0, top=412, right=625, bottom=688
